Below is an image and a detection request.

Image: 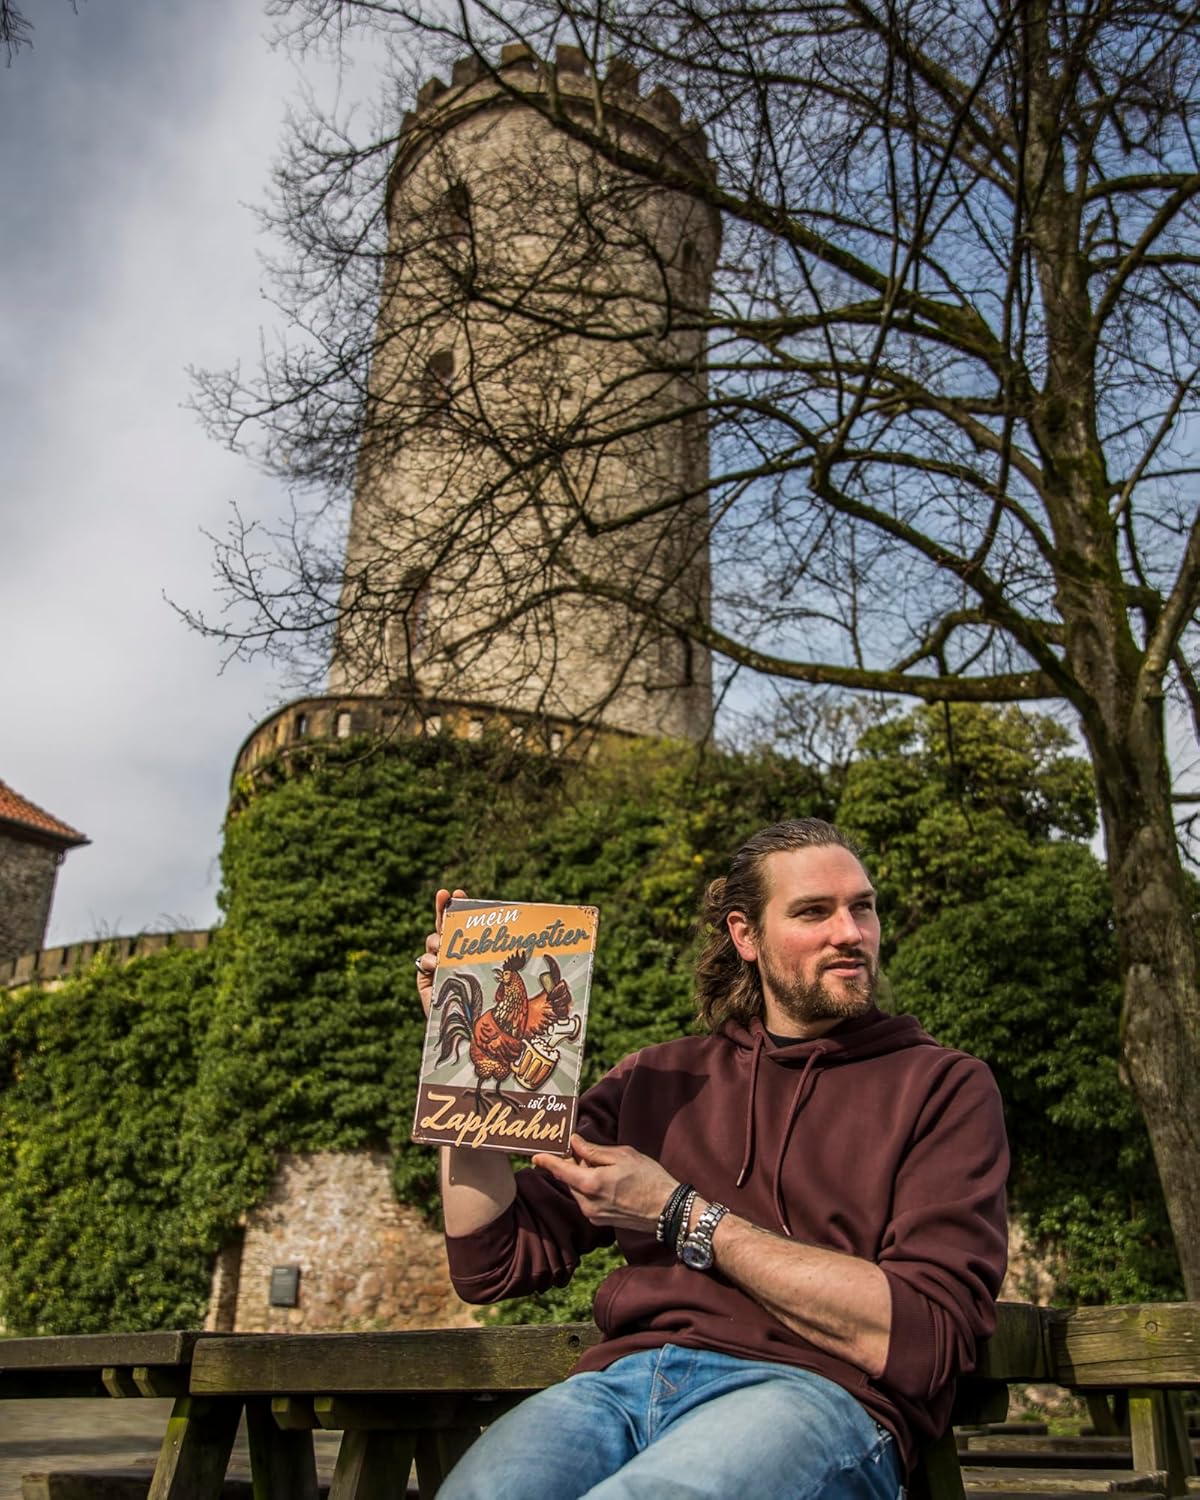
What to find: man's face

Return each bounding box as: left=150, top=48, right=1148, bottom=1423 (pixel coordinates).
left=729, top=845, right=881, bottom=1036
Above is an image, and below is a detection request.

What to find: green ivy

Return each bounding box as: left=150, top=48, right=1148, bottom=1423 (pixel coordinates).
left=0, top=711, right=1181, bottom=1332
left=0, top=948, right=217, bottom=1332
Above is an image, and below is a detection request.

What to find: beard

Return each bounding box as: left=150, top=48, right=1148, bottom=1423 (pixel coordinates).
left=759, top=950, right=878, bottom=1025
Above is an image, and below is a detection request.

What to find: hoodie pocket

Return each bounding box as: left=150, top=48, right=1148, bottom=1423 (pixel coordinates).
left=592, top=1265, right=634, bottom=1334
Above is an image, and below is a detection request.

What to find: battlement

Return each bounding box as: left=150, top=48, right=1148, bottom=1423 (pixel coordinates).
left=230, top=692, right=638, bottom=789
left=391, top=43, right=712, bottom=194
left=0, top=928, right=214, bottom=991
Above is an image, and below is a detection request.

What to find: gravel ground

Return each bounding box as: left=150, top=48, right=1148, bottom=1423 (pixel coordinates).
left=0, top=1400, right=344, bottom=1500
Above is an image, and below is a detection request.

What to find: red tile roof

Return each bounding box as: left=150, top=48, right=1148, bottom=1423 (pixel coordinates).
left=0, top=780, right=89, bottom=847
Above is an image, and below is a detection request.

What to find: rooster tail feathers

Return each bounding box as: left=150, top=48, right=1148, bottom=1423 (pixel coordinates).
left=433, top=974, right=484, bottom=1064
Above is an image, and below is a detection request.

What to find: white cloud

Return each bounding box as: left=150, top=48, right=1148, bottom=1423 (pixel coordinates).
left=0, top=5, right=381, bottom=945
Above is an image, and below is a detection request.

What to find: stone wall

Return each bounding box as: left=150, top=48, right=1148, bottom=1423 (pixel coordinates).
left=209, top=1150, right=478, bottom=1334
left=229, top=691, right=635, bottom=787
left=0, top=830, right=60, bottom=966
left=0, top=927, right=214, bottom=989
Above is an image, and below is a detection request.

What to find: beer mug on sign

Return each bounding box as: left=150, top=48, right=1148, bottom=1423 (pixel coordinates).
left=513, top=1037, right=558, bottom=1090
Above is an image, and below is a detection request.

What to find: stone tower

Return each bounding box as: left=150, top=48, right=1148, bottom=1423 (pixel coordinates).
left=329, top=46, right=719, bottom=742
left=0, top=779, right=88, bottom=967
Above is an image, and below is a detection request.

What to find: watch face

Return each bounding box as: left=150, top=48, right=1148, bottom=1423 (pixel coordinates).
left=681, top=1238, right=713, bottom=1270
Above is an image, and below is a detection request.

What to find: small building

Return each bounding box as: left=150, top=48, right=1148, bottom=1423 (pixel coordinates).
left=0, top=779, right=89, bottom=967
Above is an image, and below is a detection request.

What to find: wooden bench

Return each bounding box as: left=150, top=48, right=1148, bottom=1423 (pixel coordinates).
left=3, top=1304, right=1197, bottom=1500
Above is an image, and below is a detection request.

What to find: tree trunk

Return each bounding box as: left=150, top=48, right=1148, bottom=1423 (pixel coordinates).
left=1085, top=702, right=1200, bottom=1299
left=1020, top=2, right=1200, bottom=1297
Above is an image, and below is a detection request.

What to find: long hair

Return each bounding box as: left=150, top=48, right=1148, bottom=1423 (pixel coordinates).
left=694, top=818, right=865, bottom=1031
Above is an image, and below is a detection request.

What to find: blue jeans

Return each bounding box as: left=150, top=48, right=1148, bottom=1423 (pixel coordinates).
left=437, top=1344, right=903, bottom=1500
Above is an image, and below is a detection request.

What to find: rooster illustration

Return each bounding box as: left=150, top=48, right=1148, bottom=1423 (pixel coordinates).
left=433, top=950, right=580, bottom=1106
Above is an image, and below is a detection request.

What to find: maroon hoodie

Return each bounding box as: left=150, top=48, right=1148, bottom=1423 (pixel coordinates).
left=445, top=1008, right=1009, bottom=1471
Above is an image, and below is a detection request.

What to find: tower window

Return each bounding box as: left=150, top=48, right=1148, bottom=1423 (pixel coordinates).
left=422, top=349, right=455, bottom=419
left=681, top=634, right=695, bottom=686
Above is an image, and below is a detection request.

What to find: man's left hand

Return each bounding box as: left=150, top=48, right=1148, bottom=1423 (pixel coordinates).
left=532, top=1134, right=678, bottom=1233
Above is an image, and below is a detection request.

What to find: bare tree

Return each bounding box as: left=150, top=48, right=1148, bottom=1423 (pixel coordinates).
left=1, top=0, right=33, bottom=62
left=193, top=0, right=1200, bottom=1290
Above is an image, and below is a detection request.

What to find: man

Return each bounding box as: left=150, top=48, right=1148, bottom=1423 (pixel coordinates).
left=415, top=818, right=1009, bottom=1500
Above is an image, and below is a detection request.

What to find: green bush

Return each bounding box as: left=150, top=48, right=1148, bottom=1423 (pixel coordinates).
left=888, top=843, right=1181, bottom=1302
left=839, top=704, right=1180, bottom=1303
left=0, top=948, right=217, bottom=1332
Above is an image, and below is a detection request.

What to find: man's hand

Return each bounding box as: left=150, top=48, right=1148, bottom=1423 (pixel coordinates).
left=532, top=1134, right=678, bottom=1234
left=416, top=886, right=465, bottom=1018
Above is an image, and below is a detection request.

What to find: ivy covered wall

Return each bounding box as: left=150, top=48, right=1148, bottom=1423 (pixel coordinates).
left=0, top=714, right=1182, bottom=1333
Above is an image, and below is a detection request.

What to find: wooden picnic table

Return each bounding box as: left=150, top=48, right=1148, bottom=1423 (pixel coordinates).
left=2, top=1304, right=1197, bottom=1500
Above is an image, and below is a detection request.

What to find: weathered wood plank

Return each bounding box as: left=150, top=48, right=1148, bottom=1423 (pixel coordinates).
left=977, top=1304, right=1053, bottom=1383
left=134, top=1368, right=192, bottom=1400
left=962, top=1493, right=1164, bottom=1500
left=191, top=1324, right=602, bottom=1396
left=310, top=1393, right=519, bottom=1433
left=953, top=1380, right=1010, bottom=1427
left=314, top=1396, right=415, bottom=1432
left=1129, top=1391, right=1170, bottom=1479
left=961, top=1451, right=1140, bottom=1471
left=146, top=1395, right=242, bottom=1500
left=911, top=1428, right=967, bottom=1500
left=414, top=1427, right=480, bottom=1500
left=1129, top=1391, right=1197, bottom=1497
left=1163, top=1392, right=1197, bottom=1490
left=963, top=1439, right=1132, bottom=1456
left=961, top=1467, right=1168, bottom=1493
left=245, top=1398, right=320, bottom=1500
left=19, top=1473, right=273, bottom=1500
left=1, top=1333, right=200, bottom=1373
left=102, top=1368, right=142, bottom=1400
left=1050, top=1307, right=1200, bottom=1389
left=327, top=1430, right=416, bottom=1500
left=1087, top=1395, right=1130, bottom=1438
left=186, top=1309, right=1049, bottom=1399
left=271, top=1396, right=318, bottom=1431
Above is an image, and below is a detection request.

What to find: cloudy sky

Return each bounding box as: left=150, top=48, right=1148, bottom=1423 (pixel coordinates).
left=1, top=3, right=385, bottom=945
left=4, top=7, right=1193, bottom=952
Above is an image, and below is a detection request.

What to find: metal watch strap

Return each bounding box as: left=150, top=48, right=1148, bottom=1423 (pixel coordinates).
left=678, top=1199, right=728, bottom=1269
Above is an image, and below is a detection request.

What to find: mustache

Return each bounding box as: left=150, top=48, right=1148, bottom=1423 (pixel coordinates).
left=819, top=951, right=872, bottom=970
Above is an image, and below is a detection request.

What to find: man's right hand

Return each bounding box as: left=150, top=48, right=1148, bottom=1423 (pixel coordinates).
left=416, top=886, right=465, bottom=1018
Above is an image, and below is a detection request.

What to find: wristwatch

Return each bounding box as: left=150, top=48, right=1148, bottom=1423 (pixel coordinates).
left=678, top=1200, right=729, bottom=1270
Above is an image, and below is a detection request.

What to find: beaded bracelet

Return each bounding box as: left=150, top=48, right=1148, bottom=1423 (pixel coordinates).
left=656, top=1182, right=693, bottom=1244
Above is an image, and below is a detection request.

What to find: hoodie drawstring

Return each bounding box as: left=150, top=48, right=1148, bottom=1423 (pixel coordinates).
left=772, top=1046, right=825, bottom=1235
left=735, top=1030, right=765, bottom=1189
